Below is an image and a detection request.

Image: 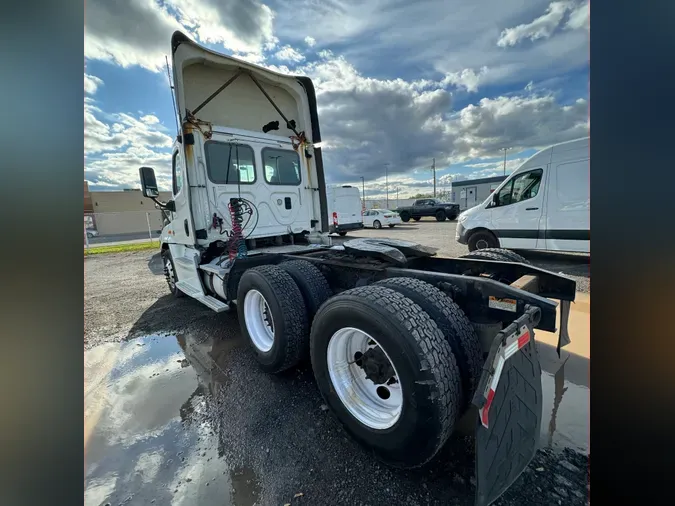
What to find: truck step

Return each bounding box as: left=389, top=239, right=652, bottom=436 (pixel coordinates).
left=198, top=295, right=230, bottom=313
left=174, top=256, right=196, bottom=268
left=199, top=263, right=231, bottom=276
left=175, top=280, right=203, bottom=298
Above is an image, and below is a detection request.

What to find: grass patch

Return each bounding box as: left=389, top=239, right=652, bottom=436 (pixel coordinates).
left=84, top=241, right=160, bottom=256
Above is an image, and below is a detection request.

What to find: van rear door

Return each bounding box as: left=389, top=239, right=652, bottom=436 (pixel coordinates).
left=333, top=187, right=363, bottom=226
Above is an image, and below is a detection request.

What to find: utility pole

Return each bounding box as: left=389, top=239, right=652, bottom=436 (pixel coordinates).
left=384, top=163, right=390, bottom=209
left=360, top=176, right=365, bottom=211
left=395, top=187, right=399, bottom=208
left=501, top=148, right=508, bottom=175
left=432, top=158, right=436, bottom=198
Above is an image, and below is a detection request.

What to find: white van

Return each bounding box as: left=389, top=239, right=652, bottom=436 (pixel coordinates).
left=326, top=185, right=364, bottom=236
left=456, top=137, right=589, bottom=254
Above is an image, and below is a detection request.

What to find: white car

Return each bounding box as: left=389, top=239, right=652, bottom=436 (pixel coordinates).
left=363, top=209, right=401, bottom=229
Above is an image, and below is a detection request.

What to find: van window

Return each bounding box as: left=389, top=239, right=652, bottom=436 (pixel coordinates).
left=493, top=169, right=543, bottom=207
left=556, top=159, right=589, bottom=205
left=172, top=151, right=183, bottom=195
left=263, top=148, right=301, bottom=185
left=205, top=142, right=256, bottom=184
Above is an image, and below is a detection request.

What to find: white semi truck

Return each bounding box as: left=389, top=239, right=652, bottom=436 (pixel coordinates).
left=139, top=31, right=577, bottom=506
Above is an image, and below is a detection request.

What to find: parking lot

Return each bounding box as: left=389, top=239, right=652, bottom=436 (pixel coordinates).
left=84, top=220, right=590, bottom=506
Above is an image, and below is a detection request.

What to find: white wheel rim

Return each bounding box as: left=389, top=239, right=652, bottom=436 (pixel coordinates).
left=476, top=239, right=489, bottom=249
left=244, top=289, right=275, bottom=352
left=327, top=328, right=403, bottom=430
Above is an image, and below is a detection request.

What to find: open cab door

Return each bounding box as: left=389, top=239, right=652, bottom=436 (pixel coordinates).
left=170, top=31, right=329, bottom=244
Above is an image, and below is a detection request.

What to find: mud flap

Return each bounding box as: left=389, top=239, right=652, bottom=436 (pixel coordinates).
left=471, top=306, right=543, bottom=506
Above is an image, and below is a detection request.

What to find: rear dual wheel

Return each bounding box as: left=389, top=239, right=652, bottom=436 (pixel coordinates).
left=237, top=261, right=332, bottom=373
left=311, top=285, right=463, bottom=468
left=238, top=265, right=471, bottom=468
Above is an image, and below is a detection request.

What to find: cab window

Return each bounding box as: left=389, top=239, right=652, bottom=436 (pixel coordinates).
left=172, top=151, right=183, bottom=195
left=204, top=141, right=256, bottom=184
left=263, top=148, right=301, bottom=185
left=493, top=169, right=543, bottom=207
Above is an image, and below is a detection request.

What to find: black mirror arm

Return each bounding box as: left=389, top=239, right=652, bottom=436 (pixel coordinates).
left=151, top=197, right=175, bottom=212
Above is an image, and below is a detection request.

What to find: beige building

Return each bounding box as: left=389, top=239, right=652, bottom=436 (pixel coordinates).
left=85, top=185, right=173, bottom=236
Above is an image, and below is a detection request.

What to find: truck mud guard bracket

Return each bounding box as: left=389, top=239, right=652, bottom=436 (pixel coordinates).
left=385, top=267, right=559, bottom=332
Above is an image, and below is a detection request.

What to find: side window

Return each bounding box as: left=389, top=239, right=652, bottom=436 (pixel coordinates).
left=495, top=169, right=543, bottom=207
left=263, top=148, right=301, bottom=185
left=172, top=151, right=183, bottom=195
left=495, top=181, right=514, bottom=206
left=204, top=142, right=256, bottom=184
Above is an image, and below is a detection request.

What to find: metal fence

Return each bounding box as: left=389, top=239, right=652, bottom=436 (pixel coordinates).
left=84, top=211, right=167, bottom=249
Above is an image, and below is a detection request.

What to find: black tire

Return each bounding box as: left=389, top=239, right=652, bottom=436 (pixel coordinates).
left=86, top=232, right=94, bottom=238
left=161, top=249, right=184, bottom=298
left=412, top=216, right=421, bottom=222
left=373, top=220, right=382, bottom=229
left=338, top=231, right=347, bottom=236
left=279, top=260, right=332, bottom=320
left=467, top=229, right=499, bottom=251
left=459, top=250, right=525, bottom=284
left=388, top=224, right=395, bottom=228
left=399, top=212, right=411, bottom=222
left=460, top=248, right=530, bottom=264
left=237, top=265, right=309, bottom=373
left=375, top=277, right=482, bottom=410
left=448, top=214, right=458, bottom=221
left=435, top=211, right=446, bottom=222
left=310, top=285, right=462, bottom=468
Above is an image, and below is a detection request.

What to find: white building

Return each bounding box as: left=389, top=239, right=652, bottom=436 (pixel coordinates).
left=451, top=176, right=507, bottom=211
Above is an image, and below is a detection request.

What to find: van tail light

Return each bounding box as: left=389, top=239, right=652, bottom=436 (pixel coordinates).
left=332, top=212, right=338, bottom=226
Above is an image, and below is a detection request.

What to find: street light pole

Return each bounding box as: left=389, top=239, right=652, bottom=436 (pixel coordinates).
left=384, top=163, right=390, bottom=209
left=501, top=148, right=508, bottom=175
left=360, top=176, right=365, bottom=210
left=432, top=157, right=436, bottom=198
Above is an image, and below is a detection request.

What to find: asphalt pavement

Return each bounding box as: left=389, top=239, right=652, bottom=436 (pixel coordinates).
left=84, top=223, right=590, bottom=506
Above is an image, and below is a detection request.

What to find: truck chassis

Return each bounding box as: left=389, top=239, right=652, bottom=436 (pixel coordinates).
left=161, top=237, right=575, bottom=506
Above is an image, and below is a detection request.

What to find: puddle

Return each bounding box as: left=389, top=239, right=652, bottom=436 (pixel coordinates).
left=85, top=325, right=587, bottom=506
left=84, top=333, right=259, bottom=506
left=538, top=344, right=590, bottom=455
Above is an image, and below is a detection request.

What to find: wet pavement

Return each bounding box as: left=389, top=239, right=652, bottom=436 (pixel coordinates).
left=85, top=308, right=589, bottom=506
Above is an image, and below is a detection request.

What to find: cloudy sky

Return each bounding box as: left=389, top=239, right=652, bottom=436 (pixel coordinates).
left=84, top=0, right=589, bottom=198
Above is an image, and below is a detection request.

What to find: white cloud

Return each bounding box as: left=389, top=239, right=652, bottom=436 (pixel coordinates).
left=85, top=0, right=276, bottom=72
left=288, top=52, right=588, bottom=184
left=85, top=104, right=173, bottom=190
left=304, top=36, right=316, bottom=47
left=165, top=0, right=275, bottom=54
left=84, top=74, right=104, bottom=95
left=565, top=1, right=589, bottom=31
left=441, top=67, right=490, bottom=93
left=497, top=1, right=588, bottom=48
left=274, top=45, right=305, bottom=62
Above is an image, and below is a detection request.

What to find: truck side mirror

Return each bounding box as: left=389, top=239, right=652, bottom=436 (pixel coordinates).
left=139, top=166, right=159, bottom=198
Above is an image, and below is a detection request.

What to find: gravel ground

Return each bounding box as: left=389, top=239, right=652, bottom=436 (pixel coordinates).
left=84, top=227, right=590, bottom=506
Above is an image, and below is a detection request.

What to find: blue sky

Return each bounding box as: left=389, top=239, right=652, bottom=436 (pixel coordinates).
left=84, top=0, right=589, bottom=198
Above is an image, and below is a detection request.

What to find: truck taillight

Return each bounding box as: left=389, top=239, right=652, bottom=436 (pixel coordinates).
left=332, top=212, right=338, bottom=226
